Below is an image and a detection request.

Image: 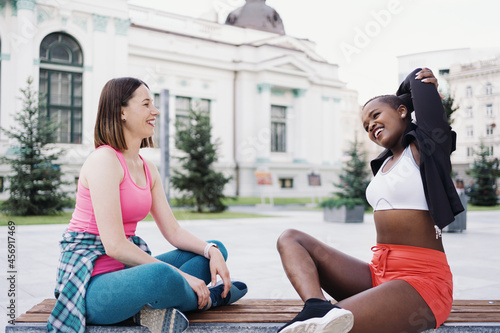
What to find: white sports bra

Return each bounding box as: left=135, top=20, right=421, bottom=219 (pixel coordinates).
left=366, top=145, right=429, bottom=211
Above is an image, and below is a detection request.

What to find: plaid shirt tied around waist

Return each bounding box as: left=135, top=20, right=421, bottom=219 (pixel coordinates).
left=47, top=231, right=150, bottom=333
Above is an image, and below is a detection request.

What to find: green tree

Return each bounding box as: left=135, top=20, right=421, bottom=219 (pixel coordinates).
left=322, top=137, right=370, bottom=209
left=171, top=108, right=231, bottom=212
left=1, top=77, right=71, bottom=215
left=466, top=142, right=499, bottom=206
left=335, top=137, right=370, bottom=207
left=442, top=95, right=458, bottom=125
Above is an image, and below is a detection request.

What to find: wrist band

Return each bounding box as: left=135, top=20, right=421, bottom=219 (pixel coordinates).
left=204, top=243, right=218, bottom=259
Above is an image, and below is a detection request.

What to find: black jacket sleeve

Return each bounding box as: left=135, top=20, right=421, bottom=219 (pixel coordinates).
left=396, top=68, right=451, bottom=144
left=396, top=68, right=464, bottom=228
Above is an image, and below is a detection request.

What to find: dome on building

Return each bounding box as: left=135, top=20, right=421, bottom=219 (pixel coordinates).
left=225, top=0, right=285, bottom=35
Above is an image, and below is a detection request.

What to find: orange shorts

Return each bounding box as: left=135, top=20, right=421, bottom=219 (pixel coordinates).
left=368, top=244, right=453, bottom=328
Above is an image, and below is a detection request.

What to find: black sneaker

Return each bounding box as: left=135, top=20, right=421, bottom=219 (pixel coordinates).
left=278, top=299, right=353, bottom=333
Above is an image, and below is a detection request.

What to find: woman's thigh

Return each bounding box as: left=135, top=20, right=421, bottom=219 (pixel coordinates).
left=337, top=279, right=436, bottom=333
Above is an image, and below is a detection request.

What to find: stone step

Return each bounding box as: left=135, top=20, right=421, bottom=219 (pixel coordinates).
left=6, top=322, right=500, bottom=332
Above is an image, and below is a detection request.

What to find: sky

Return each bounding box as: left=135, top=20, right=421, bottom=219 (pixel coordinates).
left=127, top=0, right=500, bottom=104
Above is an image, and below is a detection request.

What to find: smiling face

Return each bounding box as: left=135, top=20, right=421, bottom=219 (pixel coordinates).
left=121, top=84, right=159, bottom=142
left=361, top=97, right=409, bottom=150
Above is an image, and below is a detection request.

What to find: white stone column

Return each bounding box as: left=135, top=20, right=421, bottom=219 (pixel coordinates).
left=15, top=0, right=37, bottom=97
left=321, top=96, right=333, bottom=165
left=292, top=88, right=308, bottom=163
left=256, top=83, right=272, bottom=163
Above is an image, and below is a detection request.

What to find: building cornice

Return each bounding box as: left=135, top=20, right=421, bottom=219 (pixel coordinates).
left=130, top=23, right=331, bottom=66
left=447, top=58, right=500, bottom=80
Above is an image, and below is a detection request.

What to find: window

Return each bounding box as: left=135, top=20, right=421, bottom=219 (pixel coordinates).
left=486, top=104, right=493, bottom=117
left=467, top=147, right=474, bottom=157
left=175, top=96, right=210, bottom=127
left=39, top=32, right=83, bottom=143
left=466, top=126, right=474, bottom=137
left=271, top=105, right=287, bottom=152
left=465, top=106, right=473, bottom=118
left=279, top=178, right=293, bottom=188
left=483, top=146, right=494, bottom=156
left=486, top=83, right=493, bottom=95
left=486, top=124, right=494, bottom=136
left=466, top=86, right=473, bottom=98
left=0, top=176, right=4, bottom=193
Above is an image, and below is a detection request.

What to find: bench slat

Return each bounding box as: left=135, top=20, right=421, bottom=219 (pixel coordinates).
left=188, top=313, right=298, bottom=323
left=447, top=313, right=500, bottom=322
left=15, top=313, right=54, bottom=323
left=451, top=300, right=499, bottom=306
left=201, top=305, right=303, bottom=314
left=14, top=299, right=500, bottom=324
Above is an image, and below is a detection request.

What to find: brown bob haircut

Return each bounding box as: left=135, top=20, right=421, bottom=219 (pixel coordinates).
left=94, top=77, right=155, bottom=150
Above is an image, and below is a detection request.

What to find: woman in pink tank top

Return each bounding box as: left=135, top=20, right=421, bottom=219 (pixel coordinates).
left=48, top=78, right=247, bottom=333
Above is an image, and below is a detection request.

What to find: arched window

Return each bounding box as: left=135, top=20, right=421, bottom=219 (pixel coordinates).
left=39, top=32, right=83, bottom=143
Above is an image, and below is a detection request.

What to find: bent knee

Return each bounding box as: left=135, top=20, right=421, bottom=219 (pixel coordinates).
left=276, top=228, right=304, bottom=252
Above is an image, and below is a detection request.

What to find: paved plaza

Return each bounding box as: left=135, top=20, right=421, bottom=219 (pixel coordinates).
left=1, top=207, right=500, bottom=330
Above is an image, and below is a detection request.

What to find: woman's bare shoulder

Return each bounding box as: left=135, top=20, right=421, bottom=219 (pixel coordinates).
left=80, top=147, right=123, bottom=186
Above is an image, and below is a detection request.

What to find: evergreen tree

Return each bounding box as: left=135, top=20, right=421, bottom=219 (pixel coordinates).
left=171, top=107, right=231, bottom=212
left=332, top=136, right=370, bottom=208
left=466, top=142, right=499, bottom=206
left=442, top=95, right=458, bottom=125
left=1, top=77, right=71, bottom=215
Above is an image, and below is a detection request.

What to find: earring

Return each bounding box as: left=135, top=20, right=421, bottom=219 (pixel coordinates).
left=122, top=118, right=126, bottom=121
left=401, top=114, right=405, bottom=118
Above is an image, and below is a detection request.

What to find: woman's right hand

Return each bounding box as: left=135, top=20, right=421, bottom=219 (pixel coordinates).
left=180, top=272, right=211, bottom=309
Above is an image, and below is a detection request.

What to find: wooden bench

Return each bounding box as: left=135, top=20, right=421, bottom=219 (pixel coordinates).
left=6, top=299, right=500, bottom=332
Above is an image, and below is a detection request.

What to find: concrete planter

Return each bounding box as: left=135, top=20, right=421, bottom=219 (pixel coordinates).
left=444, top=191, right=468, bottom=233
left=323, top=205, right=364, bottom=223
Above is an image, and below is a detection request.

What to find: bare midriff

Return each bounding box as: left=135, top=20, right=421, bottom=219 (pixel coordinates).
left=374, top=210, right=444, bottom=252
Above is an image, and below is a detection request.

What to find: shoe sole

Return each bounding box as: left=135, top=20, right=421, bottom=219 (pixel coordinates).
left=280, top=308, right=354, bottom=333
left=138, top=307, right=189, bottom=333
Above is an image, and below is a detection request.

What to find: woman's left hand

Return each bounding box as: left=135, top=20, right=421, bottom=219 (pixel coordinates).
left=208, top=247, right=231, bottom=298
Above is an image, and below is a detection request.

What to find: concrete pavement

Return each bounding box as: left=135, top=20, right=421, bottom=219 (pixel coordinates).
left=1, top=207, right=500, bottom=330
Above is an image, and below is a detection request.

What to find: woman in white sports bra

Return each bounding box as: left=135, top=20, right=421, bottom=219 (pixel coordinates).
left=276, top=68, right=463, bottom=333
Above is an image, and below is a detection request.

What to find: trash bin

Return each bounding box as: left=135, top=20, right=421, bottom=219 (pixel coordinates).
left=444, top=191, right=467, bottom=233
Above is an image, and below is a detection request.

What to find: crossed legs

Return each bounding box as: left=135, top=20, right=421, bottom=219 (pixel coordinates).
left=86, top=240, right=227, bottom=324
left=277, top=229, right=436, bottom=333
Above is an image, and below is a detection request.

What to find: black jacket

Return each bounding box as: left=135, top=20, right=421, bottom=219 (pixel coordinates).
left=370, top=68, right=464, bottom=230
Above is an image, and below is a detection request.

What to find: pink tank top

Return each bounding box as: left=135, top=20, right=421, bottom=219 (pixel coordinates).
left=67, top=145, right=152, bottom=276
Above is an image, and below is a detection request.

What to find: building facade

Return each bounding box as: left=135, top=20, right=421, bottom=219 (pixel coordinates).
left=0, top=0, right=361, bottom=200
left=398, top=49, right=500, bottom=186
left=445, top=57, right=500, bottom=185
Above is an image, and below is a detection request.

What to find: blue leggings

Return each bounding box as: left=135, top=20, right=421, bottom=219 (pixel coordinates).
left=85, top=240, right=227, bottom=325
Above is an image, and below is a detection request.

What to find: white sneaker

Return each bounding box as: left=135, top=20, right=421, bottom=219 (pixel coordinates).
left=280, top=307, right=354, bottom=333
left=134, top=306, right=189, bottom=333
